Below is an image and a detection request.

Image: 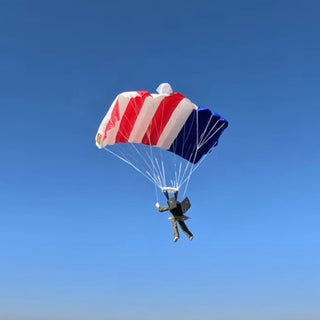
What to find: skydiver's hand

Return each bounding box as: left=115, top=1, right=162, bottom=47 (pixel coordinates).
left=155, top=202, right=160, bottom=209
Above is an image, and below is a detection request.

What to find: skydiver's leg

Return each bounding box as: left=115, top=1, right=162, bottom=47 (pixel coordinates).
left=174, top=190, right=178, bottom=201
left=178, top=220, right=193, bottom=240
left=170, top=215, right=179, bottom=241
left=164, top=190, right=169, bottom=200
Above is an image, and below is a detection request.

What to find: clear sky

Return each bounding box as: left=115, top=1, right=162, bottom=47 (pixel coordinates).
left=1, top=1, right=319, bottom=319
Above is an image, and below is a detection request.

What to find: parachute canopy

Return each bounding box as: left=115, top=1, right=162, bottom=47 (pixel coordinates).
left=95, top=83, right=228, bottom=193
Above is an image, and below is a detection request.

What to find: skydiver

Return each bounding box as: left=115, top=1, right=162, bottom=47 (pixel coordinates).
left=155, top=190, right=193, bottom=242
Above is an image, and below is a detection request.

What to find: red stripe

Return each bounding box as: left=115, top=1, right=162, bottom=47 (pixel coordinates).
left=115, top=91, right=151, bottom=143
left=141, top=93, right=185, bottom=146
left=102, top=99, right=120, bottom=144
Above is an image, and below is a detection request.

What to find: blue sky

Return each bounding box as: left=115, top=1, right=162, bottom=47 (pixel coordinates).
left=1, top=0, right=319, bottom=319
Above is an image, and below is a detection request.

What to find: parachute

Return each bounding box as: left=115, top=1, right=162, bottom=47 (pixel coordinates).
left=95, top=83, right=228, bottom=195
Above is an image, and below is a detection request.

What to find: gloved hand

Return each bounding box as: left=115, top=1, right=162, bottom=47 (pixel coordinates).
left=155, top=202, right=160, bottom=209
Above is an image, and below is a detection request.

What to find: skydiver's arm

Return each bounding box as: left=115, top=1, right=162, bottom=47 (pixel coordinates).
left=158, top=205, right=170, bottom=212
left=155, top=202, right=169, bottom=212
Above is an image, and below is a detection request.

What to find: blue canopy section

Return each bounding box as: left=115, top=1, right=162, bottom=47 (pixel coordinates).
left=169, top=107, right=228, bottom=164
